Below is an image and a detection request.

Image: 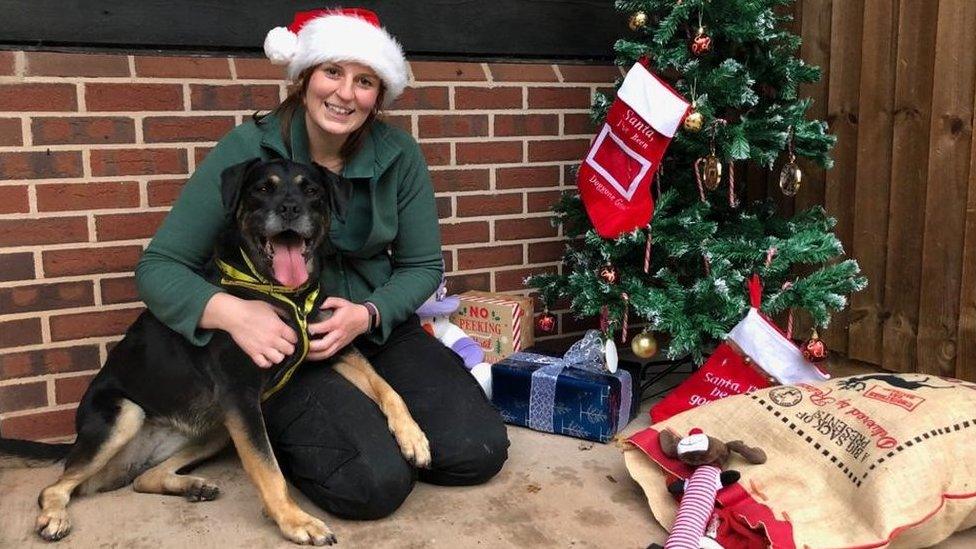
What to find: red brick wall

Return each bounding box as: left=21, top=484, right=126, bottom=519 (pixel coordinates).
left=0, top=50, right=619, bottom=440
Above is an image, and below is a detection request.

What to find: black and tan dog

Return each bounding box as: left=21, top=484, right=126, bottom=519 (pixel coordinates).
left=0, top=158, right=430, bottom=545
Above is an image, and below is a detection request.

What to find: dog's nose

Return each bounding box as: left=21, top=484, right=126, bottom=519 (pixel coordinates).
left=277, top=201, right=302, bottom=220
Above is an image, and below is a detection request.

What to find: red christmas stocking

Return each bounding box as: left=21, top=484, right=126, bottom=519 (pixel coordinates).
left=577, top=61, right=690, bottom=238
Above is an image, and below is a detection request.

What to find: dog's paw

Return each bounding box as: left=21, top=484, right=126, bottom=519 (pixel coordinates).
left=392, top=418, right=431, bottom=468
left=35, top=509, right=71, bottom=542
left=185, top=478, right=220, bottom=502
left=278, top=510, right=336, bottom=546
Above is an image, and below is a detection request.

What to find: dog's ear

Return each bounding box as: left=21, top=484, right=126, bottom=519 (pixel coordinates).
left=220, top=158, right=262, bottom=219
left=658, top=429, right=679, bottom=459
left=311, top=162, right=352, bottom=221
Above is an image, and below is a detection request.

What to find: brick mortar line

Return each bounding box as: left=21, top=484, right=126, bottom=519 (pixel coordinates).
left=1, top=175, right=190, bottom=184
left=133, top=113, right=145, bottom=144
left=40, top=315, right=51, bottom=344
left=0, top=205, right=172, bottom=218
left=0, top=75, right=293, bottom=85
left=76, top=82, right=86, bottom=111
left=480, top=62, right=493, bottom=85
left=0, top=132, right=594, bottom=152
left=86, top=213, right=97, bottom=243
left=19, top=115, right=31, bottom=147
left=0, top=272, right=136, bottom=289
left=446, top=212, right=556, bottom=221
left=0, top=253, right=569, bottom=286
left=429, top=162, right=581, bottom=170
left=400, top=108, right=594, bottom=114
left=26, top=183, right=37, bottom=214
left=0, top=370, right=102, bottom=389
left=0, top=142, right=217, bottom=152
left=0, top=336, right=123, bottom=357
left=419, top=129, right=594, bottom=142
left=0, top=239, right=149, bottom=254
left=436, top=189, right=560, bottom=197
left=0, top=402, right=78, bottom=421
left=92, top=273, right=103, bottom=306
left=2, top=77, right=615, bottom=89
left=429, top=161, right=574, bottom=170
left=138, top=179, right=149, bottom=208
left=12, top=51, right=25, bottom=76
left=2, top=197, right=569, bottom=218
left=0, top=108, right=593, bottom=119
left=1, top=111, right=273, bottom=117
left=481, top=132, right=594, bottom=142
left=45, top=378, right=56, bottom=407
left=0, top=302, right=144, bottom=322
left=32, top=249, right=43, bottom=279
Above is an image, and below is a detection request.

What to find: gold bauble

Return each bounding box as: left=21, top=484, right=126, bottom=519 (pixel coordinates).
left=683, top=111, right=704, bottom=132
left=703, top=154, right=723, bottom=190
left=779, top=161, right=802, bottom=196
left=631, top=332, right=659, bottom=359
left=628, top=11, right=648, bottom=31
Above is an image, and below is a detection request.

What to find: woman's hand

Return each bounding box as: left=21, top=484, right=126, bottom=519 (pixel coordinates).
left=201, top=293, right=297, bottom=368
left=306, top=297, right=370, bottom=361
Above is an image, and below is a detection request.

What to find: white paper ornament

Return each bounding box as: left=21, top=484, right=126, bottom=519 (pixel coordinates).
left=604, top=338, right=618, bottom=373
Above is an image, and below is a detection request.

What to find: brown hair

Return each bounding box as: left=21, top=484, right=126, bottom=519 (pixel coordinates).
left=253, top=64, right=386, bottom=161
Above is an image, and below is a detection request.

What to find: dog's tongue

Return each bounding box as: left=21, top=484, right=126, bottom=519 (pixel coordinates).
left=270, top=235, right=308, bottom=288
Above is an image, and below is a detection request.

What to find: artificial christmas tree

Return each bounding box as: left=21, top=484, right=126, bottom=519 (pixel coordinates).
left=529, top=0, right=866, bottom=361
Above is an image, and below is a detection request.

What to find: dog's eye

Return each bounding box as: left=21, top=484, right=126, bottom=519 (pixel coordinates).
left=256, top=185, right=270, bottom=194
left=303, top=186, right=320, bottom=196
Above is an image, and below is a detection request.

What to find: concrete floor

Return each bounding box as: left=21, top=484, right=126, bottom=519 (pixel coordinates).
left=2, top=364, right=975, bottom=548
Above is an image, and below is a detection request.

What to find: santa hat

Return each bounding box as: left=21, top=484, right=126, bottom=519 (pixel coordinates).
left=264, top=8, right=408, bottom=107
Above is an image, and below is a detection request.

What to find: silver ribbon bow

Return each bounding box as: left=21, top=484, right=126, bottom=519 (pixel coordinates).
left=523, top=330, right=632, bottom=435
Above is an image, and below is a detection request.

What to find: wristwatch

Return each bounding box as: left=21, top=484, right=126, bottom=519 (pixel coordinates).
left=363, top=301, right=379, bottom=334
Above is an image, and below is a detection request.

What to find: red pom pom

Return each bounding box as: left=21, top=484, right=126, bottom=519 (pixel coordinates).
left=689, top=428, right=703, bottom=435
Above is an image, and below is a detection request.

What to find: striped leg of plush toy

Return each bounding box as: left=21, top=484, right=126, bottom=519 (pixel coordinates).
left=665, top=464, right=722, bottom=549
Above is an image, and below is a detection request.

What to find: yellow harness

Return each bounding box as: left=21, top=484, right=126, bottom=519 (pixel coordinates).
left=216, top=249, right=321, bottom=400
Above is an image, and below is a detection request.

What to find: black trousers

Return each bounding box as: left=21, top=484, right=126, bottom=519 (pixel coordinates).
left=261, top=315, right=509, bottom=520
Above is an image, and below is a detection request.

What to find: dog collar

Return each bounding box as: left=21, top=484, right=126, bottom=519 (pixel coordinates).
left=217, top=248, right=314, bottom=295
left=216, top=248, right=322, bottom=401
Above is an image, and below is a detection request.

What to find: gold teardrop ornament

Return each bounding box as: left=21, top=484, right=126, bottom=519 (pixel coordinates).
left=779, top=161, right=802, bottom=196
left=703, top=155, right=723, bottom=190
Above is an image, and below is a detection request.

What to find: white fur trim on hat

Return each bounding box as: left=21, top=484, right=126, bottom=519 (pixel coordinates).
left=266, top=14, right=408, bottom=108
left=264, top=26, right=299, bottom=65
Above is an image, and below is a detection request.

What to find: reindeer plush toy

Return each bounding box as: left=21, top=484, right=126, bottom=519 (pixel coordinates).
left=650, top=428, right=767, bottom=549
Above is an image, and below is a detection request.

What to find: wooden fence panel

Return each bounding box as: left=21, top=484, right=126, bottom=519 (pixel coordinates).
left=822, top=0, right=864, bottom=352
left=881, top=0, right=939, bottom=373
left=796, top=0, right=831, bottom=215
left=847, top=0, right=899, bottom=365
left=915, top=0, right=976, bottom=377
left=958, top=89, right=976, bottom=382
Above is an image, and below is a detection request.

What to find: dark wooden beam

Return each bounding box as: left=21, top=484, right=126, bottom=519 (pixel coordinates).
left=0, top=0, right=628, bottom=60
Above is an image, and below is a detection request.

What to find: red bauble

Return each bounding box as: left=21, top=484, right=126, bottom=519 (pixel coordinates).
left=691, top=27, right=712, bottom=56
left=598, top=264, right=620, bottom=285
left=536, top=312, right=556, bottom=333
left=802, top=330, right=829, bottom=362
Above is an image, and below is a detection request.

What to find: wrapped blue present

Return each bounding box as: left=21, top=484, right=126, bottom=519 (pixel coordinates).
left=491, top=330, right=637, bottom=443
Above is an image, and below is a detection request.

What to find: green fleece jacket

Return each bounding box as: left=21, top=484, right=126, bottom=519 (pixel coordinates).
left=135, top=108, right=443, bottom=346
